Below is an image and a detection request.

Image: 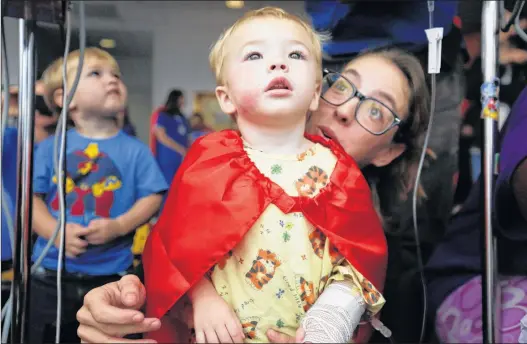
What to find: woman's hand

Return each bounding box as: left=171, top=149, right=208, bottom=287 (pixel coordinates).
left=76, top=275, right=161, bottom=343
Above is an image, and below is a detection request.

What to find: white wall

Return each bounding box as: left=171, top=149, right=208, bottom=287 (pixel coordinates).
left=116, top=57, right=152, bottom=143
left=150, top=1, right=307, bottom=115
left=3, top=17, right=20, bottom=85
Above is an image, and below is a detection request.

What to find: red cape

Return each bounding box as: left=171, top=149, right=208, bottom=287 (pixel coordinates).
left=149, top=106, right=165, bottom=156
left=142, top=130, right=388, bottom=342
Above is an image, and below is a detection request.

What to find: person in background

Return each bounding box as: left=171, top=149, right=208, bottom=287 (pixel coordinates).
left=189, top=112, right=212, bottom=143
left=117, top=107, right=137, bottom=137
left=2, top=80, right=58, bottom=280
left=453, top=4, right=527, bottom=207
left=1, top=127, right=18, bottom=282
left=427, top=85, right=527, bottom=343
left=152, top=89, right=191, bottom=184
left=29, top=47, right=167, bottom=344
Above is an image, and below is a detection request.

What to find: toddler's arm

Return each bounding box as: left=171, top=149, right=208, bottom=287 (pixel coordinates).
left=302, top=279, right=365, bottom=343
left=302, top=253, right=388, bottom=343
left=114, top=194, right=163, bottom=236
left=182, top=276, right=244, bottom=343
left=32, top=195, right=58, bottom=239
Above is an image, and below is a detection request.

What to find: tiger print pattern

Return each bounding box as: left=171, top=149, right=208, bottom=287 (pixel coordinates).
left=319, top=273, right=330, bottom=291
left=297, top=276, right=317, bottom=312
left=329, top=244, right=344, bottom=265
left=308, top=230, right=326, bottom=259
left=360, top=279, right=382, bottom=306
left=296, top=146, right=316, bottom=162
left=245, top=249, right=282, bottom=290
left=241, top=318, right=260, bottom=340
left=295, top=166, right=329, bottom=197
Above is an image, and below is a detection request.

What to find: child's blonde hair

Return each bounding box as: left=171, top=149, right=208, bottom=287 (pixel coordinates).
left=42, top=47, right=120, bottom=110
left=209, top=7, right=325, bottom=86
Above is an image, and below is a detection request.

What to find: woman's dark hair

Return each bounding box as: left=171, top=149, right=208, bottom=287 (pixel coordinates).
left=164, top=89, right=184, bottom=116
left=352, top=47, right=431, bottom=229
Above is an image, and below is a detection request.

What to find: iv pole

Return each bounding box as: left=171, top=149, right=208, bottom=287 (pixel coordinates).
left=480, top=1, right=501, bottom=343
left=11, top=6, right=37, bottom=344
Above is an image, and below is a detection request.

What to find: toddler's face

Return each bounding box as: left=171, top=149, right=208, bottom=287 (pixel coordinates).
left=216, top=17, right=320, bottom=126
left=67, top=58, right=127, bottom=118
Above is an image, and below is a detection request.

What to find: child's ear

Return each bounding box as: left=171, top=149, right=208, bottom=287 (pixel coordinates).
left=53, top=88, right=75, bottom=110
left=309, top=81, right=321, bottom=112
left=53, top=88, right=65, bottom=109
left=215, top=86, right=236, bottom=115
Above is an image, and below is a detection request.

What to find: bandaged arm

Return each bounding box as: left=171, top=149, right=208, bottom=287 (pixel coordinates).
left=302, top=279, right=364, bottom=343
left=302, top=257, right=387, bottom=343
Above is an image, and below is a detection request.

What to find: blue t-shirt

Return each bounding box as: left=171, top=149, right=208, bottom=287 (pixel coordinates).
left=2, top=127, right=18, bottom=261
left=32, top=129, right=168, bottom=275
left=155, top=112, right=190, bottom=184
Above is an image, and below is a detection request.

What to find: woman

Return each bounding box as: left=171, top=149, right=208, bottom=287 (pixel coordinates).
left=152, top=89, right=191, bottom=184
left=76, top=47, right=430, bottom=343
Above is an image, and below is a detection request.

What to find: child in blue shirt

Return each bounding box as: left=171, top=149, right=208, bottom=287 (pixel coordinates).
left=29, top=47, right=168, bottom=344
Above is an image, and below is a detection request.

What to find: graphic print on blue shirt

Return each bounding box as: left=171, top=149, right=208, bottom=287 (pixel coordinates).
left=32, top=129, right=168, bottom=275
left=48, top=142, right=123, bottom=218
left=155, top=112, right=190, bottom=184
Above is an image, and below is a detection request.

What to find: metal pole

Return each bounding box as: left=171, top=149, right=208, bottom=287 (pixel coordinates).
left=480, top=2, right=501, bottom=343
left=11, top=15, right=36, bottom=344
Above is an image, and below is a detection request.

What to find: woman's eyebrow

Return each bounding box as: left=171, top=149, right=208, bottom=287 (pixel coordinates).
left=343, top=68, right=397, bottom=110
left=343, top=68, right=361, bottom=81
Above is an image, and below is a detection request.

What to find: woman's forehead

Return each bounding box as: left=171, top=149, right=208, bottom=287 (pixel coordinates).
left=343, top=57, right=410, bottom=118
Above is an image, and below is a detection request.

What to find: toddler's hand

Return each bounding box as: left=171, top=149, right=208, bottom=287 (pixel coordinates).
left=85, top=218, right=123, bottom=245
left=193, top=292, right=244, bottom=343
left=55, top=223, right=89, bottom=258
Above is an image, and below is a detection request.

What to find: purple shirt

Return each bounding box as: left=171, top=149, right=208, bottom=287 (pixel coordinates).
left=495, top=86, right=527, bottom=241
left=426, top=86, right=527, bottom=314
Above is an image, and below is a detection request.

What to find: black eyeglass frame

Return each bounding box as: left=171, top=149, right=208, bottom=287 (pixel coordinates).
left=321, top=68, right=405, bottom=136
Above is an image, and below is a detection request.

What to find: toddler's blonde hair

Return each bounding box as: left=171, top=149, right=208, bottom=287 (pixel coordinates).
left=209, top=7, right=326, bottom=86
left=42, top=47, right=120, bottom=110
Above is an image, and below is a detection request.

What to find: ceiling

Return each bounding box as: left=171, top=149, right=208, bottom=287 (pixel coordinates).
left=85, top=29, right=152, bottom=58
left=75, top=1, right=302, bottom=59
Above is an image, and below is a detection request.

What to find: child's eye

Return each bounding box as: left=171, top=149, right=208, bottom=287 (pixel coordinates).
left=289, top=51, right=305, bottom=60
left=88, top=70, right=100, bottom=77
left=245, top=52, right=262, bottom=61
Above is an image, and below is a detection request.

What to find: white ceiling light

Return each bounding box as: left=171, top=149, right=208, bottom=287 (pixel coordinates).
left=226, top=1, right=244, bottom=9
left=99, top=38, right=116, bottom=49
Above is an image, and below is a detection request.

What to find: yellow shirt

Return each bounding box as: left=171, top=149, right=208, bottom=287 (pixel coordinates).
left=208, top=142, right=385, bottom=343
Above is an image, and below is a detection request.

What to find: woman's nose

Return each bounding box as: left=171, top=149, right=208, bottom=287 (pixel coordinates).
left=334, top=98, right=359, bottom=124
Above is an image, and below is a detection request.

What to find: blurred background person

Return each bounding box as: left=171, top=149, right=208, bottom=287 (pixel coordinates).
left=151, top=89, right=191, bottom=185
left=189, top=112, right=212, bottom=143
left=117, top=107, right=137, bottom=137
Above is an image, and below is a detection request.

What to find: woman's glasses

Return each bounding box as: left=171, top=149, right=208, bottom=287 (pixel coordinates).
left=321, top=69, right=404, bottom=136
